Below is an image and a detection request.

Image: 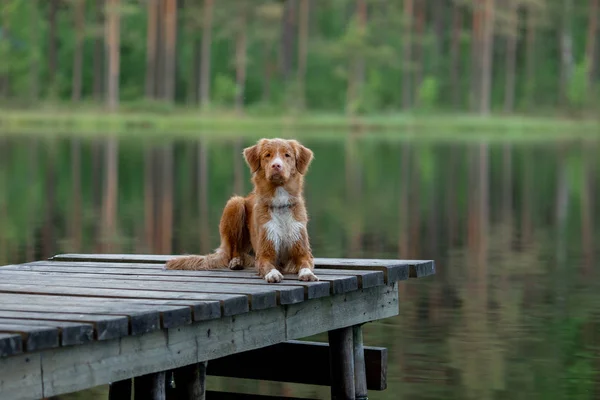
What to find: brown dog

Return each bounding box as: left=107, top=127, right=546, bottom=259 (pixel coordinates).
left=165, top=138, right=318, bottom=283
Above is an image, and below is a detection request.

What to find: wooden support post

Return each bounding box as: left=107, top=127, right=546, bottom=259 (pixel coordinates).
left=353, top=325, right=368, bottom=400
left=328, top=327, right=355, bottom=400
left=134, top=371, right=166, bottom=400
left=108, top=379, right=131, bottom=400
left=169, top=362, right=207, bottom=400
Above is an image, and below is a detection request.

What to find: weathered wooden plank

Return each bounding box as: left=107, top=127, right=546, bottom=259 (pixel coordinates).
left=10, top=262, right=359, bottom=294
left=285, top=284, right=398, bottom=339
left=0, top=282, right=250, bottom=316
left=0, top=323, right=59, bottom=352
left=135, top=371, right=166, bottom=400
left=0, top=270, right=307, bottom=305
left=21, top=284, right=398, bottom=398
left=108, top=379, right=132, bottom=400
left=315, top=258, right=435, bottom=283
left=205, top=340, right=387, bottom=391
left=0, top=317, right=93, bottom=347
left=314, top=269, right=384, bottom=289
left=0, top=293, right=223, bottom=324
left=0, top=332, right=22, bottom=357
left=0, top=275, right=281, bottom=309
left=328, top=327, right=355, bottom=400
left=2, top=267, right=332, bottom=300
left=0, top=352, right=43, bottom=399
left=0, top=307, right=127, bottom=341
left=0, top=294, right=175, bottom=336
left=47, top=254, right=436, bottom=281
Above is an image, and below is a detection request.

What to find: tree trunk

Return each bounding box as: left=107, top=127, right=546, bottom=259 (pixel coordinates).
left=281, top=0, right=296, bottom=82
left=235, top=6, right=248, bottom=113
left=42, top=144, right=57, bottom=259
left=402, top=0, right=413, bottom=109
left=413, top=1, right=425, bottom=93
left=431, top=0, right=445, bottom=78
left=585, top=0, right=598, bottom=94
left=0, top=2, right=9, bottom=98
left=160, top=145, right=173, bottom=254
left=93, top=0, right=105, bottom=101
left=450, top=3, right=463, bottom=108
left=144, top=146, right=155, bottom=252
left=145, top=0, right=158, bottom=99
left=29, top=0, right=40, bottom=102
left=155, top=0, right=166, bottom=99
left=164, top=0, right=177, bottom=102
left=524, top=4, right=536, bottom=109
left=297, top=0, right=309, bottom=109
left=198, top=141, right=210, bottom=254
left=263, top=46, right=274, bottom=103
left=199, top=0, right=214, bottom=109
left=48, top=0, right=59, bottom=89
left=70, top=139, right=82, bottom=251
left=471, top=0, right=483, bottom=111
left=504, top=0, right=517, bottom=113
left=101, top=138, right=119, bottom=252
left=72, top=0, right=85, bottom=102
left=105, top=0, right=121, bottom=111
left=346, top=0, right=367, bottom=115
left=559, top=0, right=574, bottom=105
left=479, top=0, right=494, bottom=115
left=188, top=38, right=200, bottom=104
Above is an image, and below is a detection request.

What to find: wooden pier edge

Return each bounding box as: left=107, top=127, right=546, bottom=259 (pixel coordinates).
left=0, top=283, right=398, bottom=399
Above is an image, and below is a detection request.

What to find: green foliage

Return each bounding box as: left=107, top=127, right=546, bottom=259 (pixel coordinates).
left=416, top=76, right=440, bottom=110
left=213, top=74, right=237, bottom=106
left=567, top=60, right=590, bottom=108
left=0, top=0, right=597, bottom=115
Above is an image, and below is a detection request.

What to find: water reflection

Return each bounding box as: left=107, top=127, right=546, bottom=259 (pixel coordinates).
left=1, top=134, right=598, bottom=399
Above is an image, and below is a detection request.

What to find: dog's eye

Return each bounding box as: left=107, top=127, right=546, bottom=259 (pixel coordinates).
left=265, top=153, right=271, bottom=158
left=285, top=153, right=291, bottom=158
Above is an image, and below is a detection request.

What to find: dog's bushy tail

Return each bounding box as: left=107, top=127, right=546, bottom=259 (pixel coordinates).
left=164, top=250, right=229, bottom=271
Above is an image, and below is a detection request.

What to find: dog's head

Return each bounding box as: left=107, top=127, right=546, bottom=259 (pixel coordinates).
left=243, top=138, right=313, bottom=185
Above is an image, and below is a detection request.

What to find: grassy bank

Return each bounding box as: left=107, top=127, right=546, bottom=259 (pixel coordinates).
left=0, top=108, right=598, bottom=141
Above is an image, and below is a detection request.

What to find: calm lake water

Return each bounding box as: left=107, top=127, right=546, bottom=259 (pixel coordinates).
left=1, top=132, right=599, bottom=399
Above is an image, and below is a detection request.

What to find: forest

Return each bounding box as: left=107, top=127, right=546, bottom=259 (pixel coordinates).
left=0, top=0, right=598, bottom=116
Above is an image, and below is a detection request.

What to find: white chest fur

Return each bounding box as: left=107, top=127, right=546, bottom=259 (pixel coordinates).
left=263, top=187, right=304, bottom=257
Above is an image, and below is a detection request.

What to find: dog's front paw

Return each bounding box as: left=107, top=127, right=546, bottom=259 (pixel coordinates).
left=228, top=257, right=244, bottom=270
left=264, top=269, right=284, bottom=283
left=298, top=268, right=319, bottom=282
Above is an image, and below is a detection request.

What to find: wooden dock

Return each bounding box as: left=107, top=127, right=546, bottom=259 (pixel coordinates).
left=0, top=254, right=435, bottom=400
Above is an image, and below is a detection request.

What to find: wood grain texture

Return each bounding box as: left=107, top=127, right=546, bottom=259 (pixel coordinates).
left=48, top=254, right=436, bottom=283
left=2, top=267, right=331, bottom=300
left=12, top=262, right=359, bottom=295
left=0, top=323, right=59, bottom=352
left=0, top=277, right=279, bottom=310
left=0, top=283, right=248, bottom=318
left=0, top=332, right=22, bottom=357
left=0, top=317, right=93, bottom=347
left=205, top=340, right=387, bottom=391
left=3, top=284, right=397, bottom=398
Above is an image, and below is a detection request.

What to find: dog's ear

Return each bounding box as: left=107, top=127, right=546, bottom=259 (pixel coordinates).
left=289, top=140, right=313, bottom=175
left=243, top=143, right=261, bottom=173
